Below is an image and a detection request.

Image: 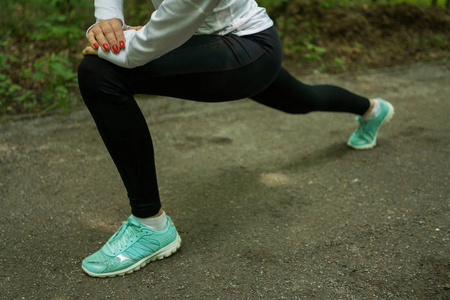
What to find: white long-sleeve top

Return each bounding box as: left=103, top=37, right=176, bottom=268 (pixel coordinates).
left=91, top=0, right=273, bottom=68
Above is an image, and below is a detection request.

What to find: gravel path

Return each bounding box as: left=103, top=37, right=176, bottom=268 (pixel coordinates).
left=1, top=61, right=449, bottom=299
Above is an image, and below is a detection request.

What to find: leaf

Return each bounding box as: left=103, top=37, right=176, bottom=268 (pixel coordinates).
left=32, top=72, right=47, bottom=80
left=55, top=85, right=68, bottom=94
left=8, top=84, right=22, bottom=94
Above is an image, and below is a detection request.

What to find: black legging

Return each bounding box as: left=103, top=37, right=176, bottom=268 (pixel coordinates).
left=78, top=26, right=370, bottom=218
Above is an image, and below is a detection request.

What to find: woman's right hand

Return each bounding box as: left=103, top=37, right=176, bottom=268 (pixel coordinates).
left=87, top=18, right=126, bottom=53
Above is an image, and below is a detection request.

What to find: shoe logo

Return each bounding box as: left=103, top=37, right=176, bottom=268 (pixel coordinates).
left=117, top=254, right=136, bottom=263
left=92, top=265, right=104, bottom=270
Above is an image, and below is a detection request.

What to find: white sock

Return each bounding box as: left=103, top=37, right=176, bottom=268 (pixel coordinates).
left=133, top=211, right=167, bottom=231
left=363, top=99, right=380, bottom=120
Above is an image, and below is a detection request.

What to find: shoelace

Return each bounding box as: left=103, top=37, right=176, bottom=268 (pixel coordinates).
left=355, top=116, right=371, bottom=141
left=355, top=117, right=371, bottom=140
left=106, top=217, right=141, bottom=254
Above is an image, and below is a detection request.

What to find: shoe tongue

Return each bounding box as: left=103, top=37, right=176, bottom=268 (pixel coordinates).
left=127, top=215, right=141, bottom=226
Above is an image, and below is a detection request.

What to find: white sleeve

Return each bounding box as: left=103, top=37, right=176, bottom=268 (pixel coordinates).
left=95, top=0, right=125, bottom=25
left=98, top=0, right=221, bottom=69
left=86, top=0, right=127, bottom=36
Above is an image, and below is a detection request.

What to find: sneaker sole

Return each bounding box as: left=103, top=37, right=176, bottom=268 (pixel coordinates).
left=348, top=101, right=395, bottom=150
left=82, top=233, right=182, bottom=278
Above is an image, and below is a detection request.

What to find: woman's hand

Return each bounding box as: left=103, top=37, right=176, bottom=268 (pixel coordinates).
left=85, top=19, right=144, bottom=55
left=87, top=18, right=125, bottom=53
left=82, top=25, right=143, bottom=58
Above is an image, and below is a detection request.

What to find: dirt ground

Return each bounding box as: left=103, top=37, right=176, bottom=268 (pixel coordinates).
left=0, top=61, right=449, bottom=299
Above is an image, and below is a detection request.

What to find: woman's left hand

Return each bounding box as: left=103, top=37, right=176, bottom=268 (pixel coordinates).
left=82, top=26, right=143, bottom=57
left=82, top=45, right=99, bottom=57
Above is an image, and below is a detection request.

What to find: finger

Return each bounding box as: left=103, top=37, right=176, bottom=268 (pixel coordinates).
left=110, top=20, right=126, bottom=49
left=99, top=20, right=123, bottom=53
left=88, top=26, right=110, bottom=51
left=86, top=30, right=100, bottom=50
left=82, top=46, right=99, bottom=57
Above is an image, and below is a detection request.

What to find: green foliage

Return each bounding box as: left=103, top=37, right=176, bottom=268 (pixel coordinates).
left=302, top=42, right=327, bottom=61
left=331, top=56, right=347, bottom=71
left=0, top=0, right=91, bottom=119
left=320, top=0, right=448, bottom=7
left=0, top=52, right=36, bottom=119
left=268, top=0, right=449, bottom=71
left=0, top=54, right=19, bottom=69
left=0, top=74, right=24, bottom=106
left=259, top=0, right=449, bottom=7
left=277, top=16, right=327, bottom=63
left=257, top=0, right=289, bottom=8
left=0, top=73, right=37, bottom=119
left=0, top=0, right=158, bottom=119
left=33, top=52, right=78, bottom=114
left=0, top=0, right=448, bottom=119
left=125, top=0, right=155, bottom=25
left=427, top=34, right=447, bottom=47
left=0, top=0, right=92, bottom=41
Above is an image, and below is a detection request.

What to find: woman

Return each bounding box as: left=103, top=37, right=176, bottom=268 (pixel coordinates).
left=78, top=0, right=394, bottom=277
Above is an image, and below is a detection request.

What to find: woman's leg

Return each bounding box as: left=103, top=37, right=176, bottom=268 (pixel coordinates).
left=78, top=25, right=392, bottom=277
left=78, top=56, right=162, bottom=218
left=78, top=25, right=379, bottom=221
left=78, top=27, right=283, bottom=219
left=78, top=27, right=286, bottom=277
left=250, top=67, right=394, bottom=150
left=250, top=67, right=371, bottom=115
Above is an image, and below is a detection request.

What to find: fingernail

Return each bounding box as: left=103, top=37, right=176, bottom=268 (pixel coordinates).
left=103, top=44, right=109, bottom=51
left=112, top=45, right=119, bottom=53
left=119, top=41, right=125, bottom=48
left=93, top=43, right=99, bottom=49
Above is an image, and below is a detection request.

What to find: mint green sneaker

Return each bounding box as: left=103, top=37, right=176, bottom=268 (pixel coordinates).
left=347, top=98, right=394, bottom=150
left=82, top=215, right=181, bottom=277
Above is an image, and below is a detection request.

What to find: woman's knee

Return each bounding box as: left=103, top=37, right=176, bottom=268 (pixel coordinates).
left=78, top=56, right=132, bottom=105
left=78, top=56, right=105, bottom=100
left=78, top=56, right=103, bottom=85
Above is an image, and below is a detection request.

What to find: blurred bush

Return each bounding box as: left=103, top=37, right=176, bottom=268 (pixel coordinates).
left=0, top=0, right=448, bottom=119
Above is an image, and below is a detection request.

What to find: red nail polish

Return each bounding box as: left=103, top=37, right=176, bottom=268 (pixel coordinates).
left=93, top=43, right=99, bottom=49
left=112, top=45, right=119, bottom=53
left=103, top=44, right=109, bottom=51
left=119, top=41, right=125, bottom=48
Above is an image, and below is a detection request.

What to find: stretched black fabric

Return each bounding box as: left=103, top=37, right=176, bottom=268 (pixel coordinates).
left=78, top=26, right=370, bottom=217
